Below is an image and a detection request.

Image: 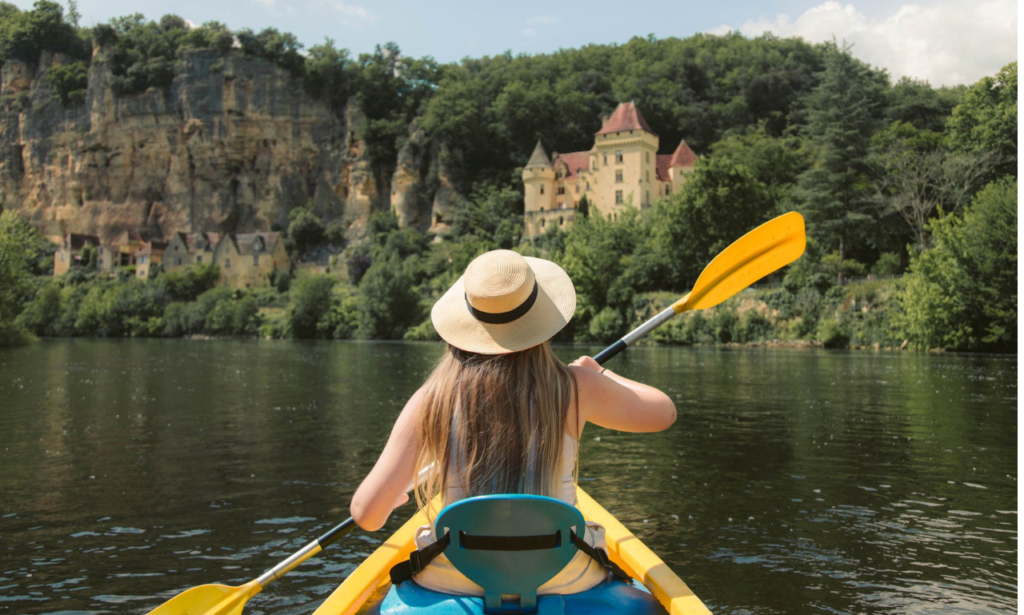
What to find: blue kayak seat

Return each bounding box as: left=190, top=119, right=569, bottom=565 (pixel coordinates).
left=377, top=495, right=666, bottom=615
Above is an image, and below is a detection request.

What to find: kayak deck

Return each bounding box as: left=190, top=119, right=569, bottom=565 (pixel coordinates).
left=312, top=487, right=711, bottom=615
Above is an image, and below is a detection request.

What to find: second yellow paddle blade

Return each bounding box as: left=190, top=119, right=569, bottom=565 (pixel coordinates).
left=147, top=580, right=261, bottom=615
left=674, top=212, right=806, bottom=313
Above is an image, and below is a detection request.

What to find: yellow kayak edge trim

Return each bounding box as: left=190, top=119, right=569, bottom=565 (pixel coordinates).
left=312, top=488, right=711, bottom=615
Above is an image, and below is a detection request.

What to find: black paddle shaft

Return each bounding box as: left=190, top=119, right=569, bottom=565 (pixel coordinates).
left=593, top=340, right=627, bottom=366
left=317, top=517, right=358, bottom=548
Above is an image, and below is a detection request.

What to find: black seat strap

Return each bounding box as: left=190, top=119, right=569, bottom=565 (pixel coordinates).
left=389, top=531, right=451, bottom=585
left=570, top=530, right=632, bottom=583
left=459, top=529, right=561, bottom=551
left=389, top=527, right=632, bottom=586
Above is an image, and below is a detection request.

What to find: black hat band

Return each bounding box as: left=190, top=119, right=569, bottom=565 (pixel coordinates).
left=465, top=281, right=539, bottom=324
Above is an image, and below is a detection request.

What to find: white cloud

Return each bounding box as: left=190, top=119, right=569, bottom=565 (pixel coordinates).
left=522, top=28, right=536, bottom=37
left=251, top=0, right=275, bottom=6
left=710, top=0, right=1017, bottom=86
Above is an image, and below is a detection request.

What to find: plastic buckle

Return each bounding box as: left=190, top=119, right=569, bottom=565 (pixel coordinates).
left=408, top=549, right=423, bottom=575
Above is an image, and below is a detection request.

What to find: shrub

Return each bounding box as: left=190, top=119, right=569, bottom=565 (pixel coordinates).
left=871, top=252, right=902, bottom=276
left=587, top=307, right=624, bottom=343
left=817, top=317, right=850, bottom=348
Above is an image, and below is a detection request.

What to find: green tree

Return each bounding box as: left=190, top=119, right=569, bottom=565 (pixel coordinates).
left=895, top=176, right=1016, bottom=351
left=946, top=62, right=1017, bottom=176
left=870, top=121, right=995, bottom=250
left=286, top=205, right=326, bottom=257
left=0, top=211, right=38, bottom=346
left=648, top=156, right=776, bottom=290
left=287, top=274, right=335, bottom=339
left=795, top=41, right=888, bottom=269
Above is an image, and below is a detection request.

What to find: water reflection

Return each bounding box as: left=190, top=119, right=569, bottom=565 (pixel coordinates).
left=0, top=340, right=1015, bottom=615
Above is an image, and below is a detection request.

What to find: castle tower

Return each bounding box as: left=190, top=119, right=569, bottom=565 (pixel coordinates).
left=591, top=102, right=659, bottom=216
left=522, top=140, right=556, bottom=237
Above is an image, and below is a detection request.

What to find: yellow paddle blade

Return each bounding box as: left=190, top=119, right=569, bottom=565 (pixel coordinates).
left=673, top=212, right=805, bottom=314
left=146, top=580, right=262, bottom=615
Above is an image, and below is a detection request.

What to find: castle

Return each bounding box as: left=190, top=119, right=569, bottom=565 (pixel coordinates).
left=522, top=102, right=697, bottom=238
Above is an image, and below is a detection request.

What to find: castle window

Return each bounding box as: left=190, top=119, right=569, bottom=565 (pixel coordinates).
left=615, top=150, right=623, bottom=163
left=646, top=171, right=649, bottom=182
left=575, top=184, right=579, bottom=193
left=559, top=216, right=564, bottom=226
left=541, top=219, right=546, bottom=227
left=645, top=191, right=650, bottom=204
left=592, top=161, right=597, bottom=171
left=254, top=253, right=260, bottom=266
left=540, top=185, right=545, bottom=195
left=197, top=255, right=203, bottom=263
left=557, top=186, right=565, bottom=195
left=603, top=154, right=608, bottom=165
left=665, top=185, right=671, bottom=195
left=558, top=201, right=564, bottom=209
left=175, top=257, right=182, bottom=266
left=540, top=207, right=544, bottom=212
left=98, top=258, right=103, bottom=266
left=608, top=213, right=612, bottom=220
left=646, top=152, right=650, bottom=163
left=615, top=190, right=623, bottom=205
left=225, top=258, right=232, bottom=268
left=615, top=170, right=623, bottom=183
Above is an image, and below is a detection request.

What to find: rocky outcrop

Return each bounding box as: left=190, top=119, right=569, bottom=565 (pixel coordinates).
left=0, top=45, right=460, bottom=243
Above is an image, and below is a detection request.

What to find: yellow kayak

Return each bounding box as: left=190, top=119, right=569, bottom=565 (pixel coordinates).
left=312, top=487, right=711, bottom=615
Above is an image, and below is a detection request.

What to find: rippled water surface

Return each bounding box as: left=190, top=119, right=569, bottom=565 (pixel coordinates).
left=0, top=340, right=1016, bottom=614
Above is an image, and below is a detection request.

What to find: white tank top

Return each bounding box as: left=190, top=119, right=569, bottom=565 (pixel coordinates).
left=443, top=433, right=579, bottom=506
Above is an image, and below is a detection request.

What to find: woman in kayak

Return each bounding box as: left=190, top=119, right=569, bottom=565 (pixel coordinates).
left=350, top=249, right=676, bottom=594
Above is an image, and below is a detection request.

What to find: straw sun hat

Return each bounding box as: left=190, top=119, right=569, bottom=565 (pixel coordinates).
left=431, top=250, right=576, bottom=355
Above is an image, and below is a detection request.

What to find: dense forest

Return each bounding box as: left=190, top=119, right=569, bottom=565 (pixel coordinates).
left=0, top=2, right=1017, bottom=352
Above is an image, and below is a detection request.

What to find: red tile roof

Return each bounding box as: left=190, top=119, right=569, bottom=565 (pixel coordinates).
left=669, top=139, right=697, bottom=168
left=655, top=155, right=672, bottom=181
left=596, top=102, right=656, bottom=137
left=554, top=151, right=591, bottom=178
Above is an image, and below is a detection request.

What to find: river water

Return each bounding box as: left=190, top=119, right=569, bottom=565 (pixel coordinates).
left=0, top=340, right=1016, bottom=615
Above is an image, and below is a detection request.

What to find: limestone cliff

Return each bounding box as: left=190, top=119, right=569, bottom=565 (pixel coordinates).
left=0, top=44, right=459, bottom=243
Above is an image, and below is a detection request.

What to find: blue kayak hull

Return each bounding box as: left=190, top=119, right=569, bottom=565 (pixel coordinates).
left=368, top=577, right=667, bottom=614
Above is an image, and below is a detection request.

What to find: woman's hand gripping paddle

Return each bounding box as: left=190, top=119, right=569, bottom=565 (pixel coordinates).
left=593, top=212, right=806, bottom=365
left=146, top=465, right=433, bottom=615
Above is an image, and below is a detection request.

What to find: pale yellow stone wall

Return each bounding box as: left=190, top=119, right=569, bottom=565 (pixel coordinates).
left=214, top=239, right=289, bottom=287
left=163, top=235, right=192, bottom=272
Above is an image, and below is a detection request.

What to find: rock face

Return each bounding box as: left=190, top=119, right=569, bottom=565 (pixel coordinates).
left=0, top=45, right=459, bottom=243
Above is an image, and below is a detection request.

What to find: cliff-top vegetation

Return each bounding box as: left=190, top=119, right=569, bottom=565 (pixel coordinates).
left=0, top=2, right=1016, bottom=353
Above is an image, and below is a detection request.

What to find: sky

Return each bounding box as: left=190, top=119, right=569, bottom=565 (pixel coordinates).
left=17, top=0, right=1018, bottom=86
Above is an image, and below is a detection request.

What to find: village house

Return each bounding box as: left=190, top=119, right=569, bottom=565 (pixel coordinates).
left=523, top=101, right=697, bottom=238
left=212, top=232, right=288, bottom=287
left=135, top=241, right=168, bottom=280
left=53, top=233, right=100, bottom=276
left=163, top=232, right=221, bottom=272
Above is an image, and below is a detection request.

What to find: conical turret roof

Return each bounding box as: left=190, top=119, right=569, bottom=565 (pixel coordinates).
left=668, top=139, right=697, bottom=167
left=525, top=140, right=552, bottom=168
left=596, top=102, right=657, bottom=137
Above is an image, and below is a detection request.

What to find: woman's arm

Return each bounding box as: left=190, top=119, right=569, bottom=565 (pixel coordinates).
left=569, top=356, right=676, bottom=434
left=349, top=387, right=425, bottom=531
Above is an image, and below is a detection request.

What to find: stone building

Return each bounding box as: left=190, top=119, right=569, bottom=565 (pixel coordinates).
left=523, top=102, right=697, bottom=238
left=163, top=232, right=222, bottom=271
left=53, top=233, right=100, bottom=276
left=135, top=241, right=168, bottom=280
left=212, top=232, right=289, bottom=287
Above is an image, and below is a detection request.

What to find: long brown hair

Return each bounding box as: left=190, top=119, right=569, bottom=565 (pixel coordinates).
left=414, top=342, right=577, bottom=517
